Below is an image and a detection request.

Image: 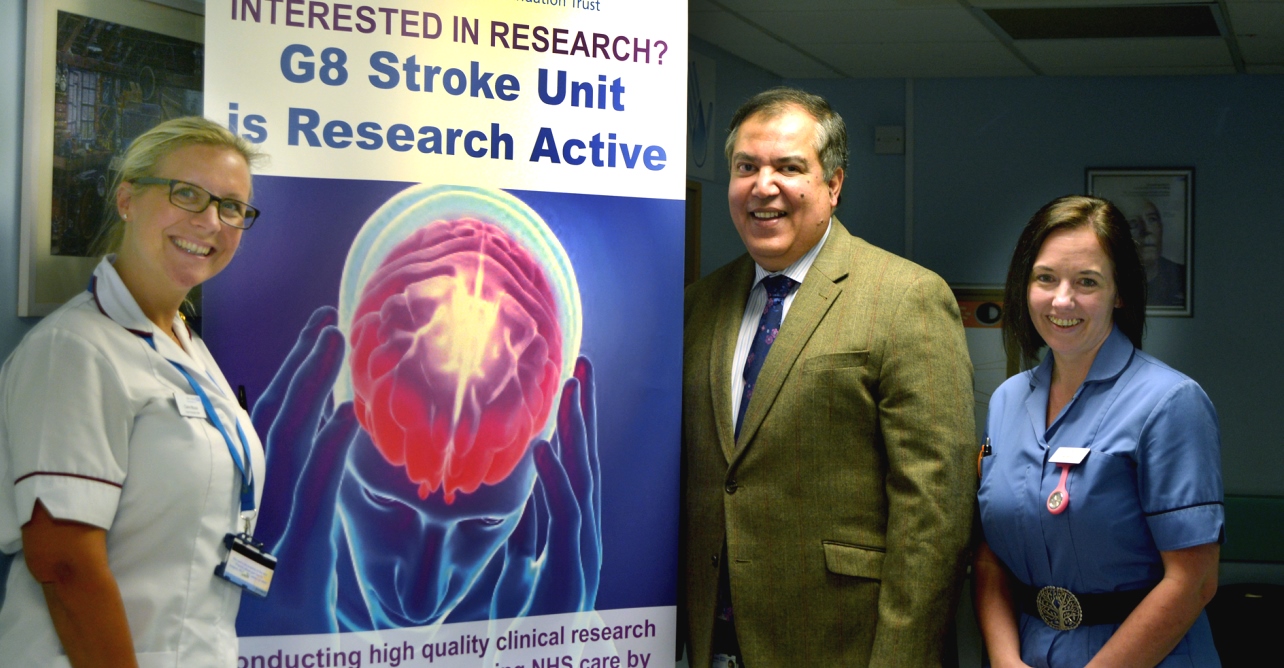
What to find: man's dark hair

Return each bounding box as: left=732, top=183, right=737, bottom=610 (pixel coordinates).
left=724, top=87, right=848, bottom=181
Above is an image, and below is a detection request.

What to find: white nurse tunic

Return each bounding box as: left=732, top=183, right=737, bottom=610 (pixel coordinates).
left=0, top=257, right=265, bottom=667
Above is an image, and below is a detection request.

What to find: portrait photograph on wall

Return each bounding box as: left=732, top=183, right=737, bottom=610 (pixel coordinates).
left=1087, top=168, right=1194, bottom=316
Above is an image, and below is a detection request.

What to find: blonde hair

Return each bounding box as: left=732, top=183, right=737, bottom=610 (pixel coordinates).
left=95, top=116, right=265, bottom=255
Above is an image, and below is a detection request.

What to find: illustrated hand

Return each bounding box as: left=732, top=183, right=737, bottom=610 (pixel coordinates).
left=491, top=356, right=602, bottom=618
left=237, top=306, right=360, bottom=635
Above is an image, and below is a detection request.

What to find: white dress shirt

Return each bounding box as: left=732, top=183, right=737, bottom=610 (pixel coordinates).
left=729, top=220, right=833, bottom=422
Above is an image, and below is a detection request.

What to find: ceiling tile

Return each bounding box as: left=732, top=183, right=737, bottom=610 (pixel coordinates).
left=738, top=8, right=996, bottom=45
left=692, top=0, right=1280, bottom=78
left=1227, top=3, right=1284, bottom=64
left=689, top=11, right=843, bottom=77
left=984, top=6, right=1221, bottom=39
left=822, top=41, right=1033, bottom=77
left=1241, top=41, right=1284, bottom=65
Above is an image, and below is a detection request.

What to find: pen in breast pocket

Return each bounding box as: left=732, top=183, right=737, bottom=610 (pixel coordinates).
left=977, top=437, right=992, bottom=478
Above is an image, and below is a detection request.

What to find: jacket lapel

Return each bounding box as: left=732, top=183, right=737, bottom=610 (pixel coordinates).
left=709, top=258, right=756, bottom=463
left=732, top=221, right=852, bottom=461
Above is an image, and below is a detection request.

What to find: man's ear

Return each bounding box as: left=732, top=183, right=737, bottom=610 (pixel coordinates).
left=827, top=168, right=844, bottom=209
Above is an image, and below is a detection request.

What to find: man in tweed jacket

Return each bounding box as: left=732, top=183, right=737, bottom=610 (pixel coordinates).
left=683, top=87, right=976, bottom=666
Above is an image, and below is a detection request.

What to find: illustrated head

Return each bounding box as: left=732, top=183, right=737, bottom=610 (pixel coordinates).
left=338, top=185, right=581, bottom=502
left=332, top=185, right=582, bottom=623
left=348, top=218, right=561, bottom=503
left=339, top=428, right=536, bottom=625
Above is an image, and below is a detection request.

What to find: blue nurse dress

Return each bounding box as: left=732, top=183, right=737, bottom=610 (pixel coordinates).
left=978, top=326, right=1223, bottom=668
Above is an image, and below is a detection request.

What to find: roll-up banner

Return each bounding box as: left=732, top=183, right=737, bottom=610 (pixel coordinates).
left=202, top=3, right=685, bottom=667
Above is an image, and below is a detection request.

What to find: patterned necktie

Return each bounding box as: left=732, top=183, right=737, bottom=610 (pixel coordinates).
left=735, top=274, right=798, bottom=440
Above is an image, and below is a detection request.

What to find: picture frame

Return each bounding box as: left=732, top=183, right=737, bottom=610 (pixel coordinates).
left=1086, top=168, right=1194, bottom=317
left=19, top=0, right=202, bottom=316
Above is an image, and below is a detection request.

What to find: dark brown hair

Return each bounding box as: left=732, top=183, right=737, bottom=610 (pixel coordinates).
left=1002, top=195, right=1147, bottom=368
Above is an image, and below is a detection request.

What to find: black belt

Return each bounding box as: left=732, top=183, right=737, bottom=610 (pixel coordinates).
left=1015, top=581, right=1155, bottom=630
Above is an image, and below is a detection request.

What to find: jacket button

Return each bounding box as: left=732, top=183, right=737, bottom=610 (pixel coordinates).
left=724, top=479, right=738, bottom=494
left=711, top=553, right=719, bottom=569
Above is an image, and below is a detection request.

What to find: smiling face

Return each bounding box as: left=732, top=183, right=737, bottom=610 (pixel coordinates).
left=1028, top=225, right=1122, bottom=369
left=338, top=432, right=535, bottom=626
left=114, top=143, right=250, bottom=310
left=727, top=105, right=843, bottom=272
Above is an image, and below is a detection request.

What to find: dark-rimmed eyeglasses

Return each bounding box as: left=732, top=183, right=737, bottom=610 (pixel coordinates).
left=131, top=177, right=261, bottom=229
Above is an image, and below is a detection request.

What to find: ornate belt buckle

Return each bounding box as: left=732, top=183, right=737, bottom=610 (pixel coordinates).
left=1036, top=586, right=1082, bottom=630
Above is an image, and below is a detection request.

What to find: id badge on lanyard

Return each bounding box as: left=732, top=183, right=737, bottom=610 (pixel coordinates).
left=93, top=277, right=277, bottom=595
left=216, top=533, right=276, bottom=597
left=153, top=336, right=277, bottom=597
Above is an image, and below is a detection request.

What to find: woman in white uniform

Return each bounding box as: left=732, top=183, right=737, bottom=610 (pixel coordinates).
left=0, top=117, right=267, bottom=667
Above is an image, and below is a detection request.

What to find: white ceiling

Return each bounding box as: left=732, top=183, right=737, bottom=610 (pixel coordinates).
left=690, top=0, right=1284, bottom=78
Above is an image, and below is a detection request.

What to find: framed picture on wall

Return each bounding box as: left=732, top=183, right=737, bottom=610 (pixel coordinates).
left=19, top=0, right=203, bottom=316
left=1087, top=168, right=1194, bottom=317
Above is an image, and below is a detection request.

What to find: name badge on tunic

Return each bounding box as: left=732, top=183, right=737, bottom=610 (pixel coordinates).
left=174, top=392, right=207, bottom=419
left=1049, top=447, right=1090, bottom=465
left=1046, top=447, right=1089, bottom=515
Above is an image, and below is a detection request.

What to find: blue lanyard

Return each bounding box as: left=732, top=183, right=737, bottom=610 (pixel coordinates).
left=142, top=335, right=256, bottom=513
left=88, top=276, right=254, bottom=513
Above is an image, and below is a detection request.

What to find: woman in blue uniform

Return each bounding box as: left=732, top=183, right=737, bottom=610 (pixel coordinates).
left=975, top=195, right=1223, bottom=667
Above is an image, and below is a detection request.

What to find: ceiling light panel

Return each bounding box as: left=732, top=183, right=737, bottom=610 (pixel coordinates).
left=985, top=5, right=1221, bottom=40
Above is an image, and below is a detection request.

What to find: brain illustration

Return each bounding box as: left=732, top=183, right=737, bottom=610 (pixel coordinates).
left=348, top=218, right=563, bottom=503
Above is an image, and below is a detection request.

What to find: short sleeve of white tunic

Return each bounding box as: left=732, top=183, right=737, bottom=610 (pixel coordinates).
left=0, top=308, right=134, bottom=544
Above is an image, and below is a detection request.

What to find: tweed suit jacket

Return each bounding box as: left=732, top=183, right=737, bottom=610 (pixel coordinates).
left=682, top=220, right=976, bottom=666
